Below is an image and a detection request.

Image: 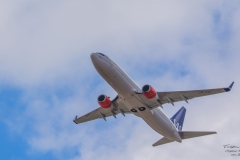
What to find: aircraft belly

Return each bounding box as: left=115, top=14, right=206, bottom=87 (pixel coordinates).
left=105, top=67, right=133, bottom=96
left=142, top=108, right=176, bottom=140
left=95, top=58, right=175, bottom=134
left=96, top=64, right=113, bottom=84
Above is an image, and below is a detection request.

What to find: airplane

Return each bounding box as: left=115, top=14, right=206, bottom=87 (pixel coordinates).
left=73, top=53, right=234, bottom=146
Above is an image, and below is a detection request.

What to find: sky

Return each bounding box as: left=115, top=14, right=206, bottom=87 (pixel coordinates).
left=0, top=0, right=240, bottom=159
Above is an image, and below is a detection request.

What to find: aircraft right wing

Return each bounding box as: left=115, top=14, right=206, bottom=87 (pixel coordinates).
left=73, top=96, right=131, bottom=124
left=157, top=82, right=234, bottom=105
left=135, top=82, right=234, bottom=109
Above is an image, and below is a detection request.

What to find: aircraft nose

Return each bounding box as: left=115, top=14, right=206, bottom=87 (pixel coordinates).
left=90, top=52, right=112, bottom=73
left=90, top=53, right=99, bottom=65
left=90, top=53, right=97, bottom=61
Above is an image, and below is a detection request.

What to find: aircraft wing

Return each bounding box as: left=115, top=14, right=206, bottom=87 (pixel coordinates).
left=157, top=82, right=234, bottom=105
left=73, top=96, right=131, bottom=124
left=136, top=82, right=234, bottom=108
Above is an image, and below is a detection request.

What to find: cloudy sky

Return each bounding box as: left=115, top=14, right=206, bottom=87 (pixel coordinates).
left=0, top=0, right=240, bottom=159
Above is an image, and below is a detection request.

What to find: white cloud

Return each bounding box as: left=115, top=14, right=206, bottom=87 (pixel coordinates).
left=1, top=0, right=240, bottom=159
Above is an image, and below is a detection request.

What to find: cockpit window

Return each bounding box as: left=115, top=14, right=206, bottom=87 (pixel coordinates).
left=97, top=53, right=105, bottom=56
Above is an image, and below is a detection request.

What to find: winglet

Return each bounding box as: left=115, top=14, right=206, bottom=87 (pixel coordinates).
left=73, top=115, right=78, bottom=124
left=73, top=120, right=78, bottom=124
left=224, top=81, right=234, bottom=92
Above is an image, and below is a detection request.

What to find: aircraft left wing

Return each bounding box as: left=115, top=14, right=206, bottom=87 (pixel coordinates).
left=73, top=96, right=131, bottom=124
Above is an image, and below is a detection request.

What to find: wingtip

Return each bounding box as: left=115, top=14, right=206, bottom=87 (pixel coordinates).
left=73, top=115, right=78, bottom=124
left=73, top=120, right=78, bottom=124
left=224, top=81, right=234, bottom=92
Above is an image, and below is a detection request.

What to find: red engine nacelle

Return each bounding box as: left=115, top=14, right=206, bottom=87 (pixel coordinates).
left=98, top=94, right=112, bottom=108
left=142, top=84, right=157, bottom=99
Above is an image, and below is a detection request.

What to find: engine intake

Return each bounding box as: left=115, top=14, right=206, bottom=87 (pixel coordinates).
left=98, top=94, right=112, bottom=108
left=142, top=84, right=157, bottom=99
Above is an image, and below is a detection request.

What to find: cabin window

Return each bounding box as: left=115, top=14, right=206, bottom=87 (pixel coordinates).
left=97, top=53, right=105, bottom=56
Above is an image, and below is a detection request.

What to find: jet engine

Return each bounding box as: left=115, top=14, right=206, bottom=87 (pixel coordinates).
left=98, top=94, right=112, bottom=109
left=142, top=84, right=159, bottom=100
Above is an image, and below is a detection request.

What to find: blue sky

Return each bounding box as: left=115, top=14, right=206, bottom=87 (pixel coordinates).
left=0, top=0, right=240, bottom=159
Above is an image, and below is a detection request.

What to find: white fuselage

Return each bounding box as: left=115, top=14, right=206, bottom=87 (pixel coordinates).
left=91, top=53, right=182, bottom=142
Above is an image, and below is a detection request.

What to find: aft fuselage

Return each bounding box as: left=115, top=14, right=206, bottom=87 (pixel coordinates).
left=90, top=53, right=181, bottom=142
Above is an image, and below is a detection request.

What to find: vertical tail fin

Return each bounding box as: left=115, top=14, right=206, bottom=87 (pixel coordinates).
left=170, top=106, right=186, bottom=131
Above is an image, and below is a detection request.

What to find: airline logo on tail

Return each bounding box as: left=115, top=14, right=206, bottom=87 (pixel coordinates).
left=170, top=107, right=186, bottom=131
left=173, top=119, right=182, bottom=131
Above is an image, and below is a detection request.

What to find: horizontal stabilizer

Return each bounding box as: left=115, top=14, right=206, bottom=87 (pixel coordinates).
left=152, top=137, right=174, bottom=147
left=179, top=131, right=217, bottom=139
left=153, top=131, right=216, bottom=147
